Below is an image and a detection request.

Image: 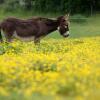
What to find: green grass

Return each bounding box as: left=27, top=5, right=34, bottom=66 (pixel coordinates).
left=0, top=93, right=55, bottom=100
left=0, top=93, right=75, bottom=100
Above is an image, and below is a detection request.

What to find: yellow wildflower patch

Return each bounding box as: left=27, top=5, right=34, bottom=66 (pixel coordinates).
left=0, top=37, right=100, bottom=99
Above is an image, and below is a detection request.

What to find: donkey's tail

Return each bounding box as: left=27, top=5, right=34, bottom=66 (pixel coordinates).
left=0, top=23, right=3, bottom=42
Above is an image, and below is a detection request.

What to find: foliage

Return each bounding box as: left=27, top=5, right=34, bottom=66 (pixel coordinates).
left=0, top=37, right=100, bottom=99
left=0, top=0, right=99, bottom=15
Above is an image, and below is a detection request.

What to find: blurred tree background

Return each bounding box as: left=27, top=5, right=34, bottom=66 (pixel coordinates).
left=0, top=0, right=99, bottom=15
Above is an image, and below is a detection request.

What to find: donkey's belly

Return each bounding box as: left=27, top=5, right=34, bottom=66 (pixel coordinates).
left=13, top=31, right=35, bottom=41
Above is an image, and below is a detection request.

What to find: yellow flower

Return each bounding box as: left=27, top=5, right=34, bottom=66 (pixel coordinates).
left=0, top=36, right=99, bottom=99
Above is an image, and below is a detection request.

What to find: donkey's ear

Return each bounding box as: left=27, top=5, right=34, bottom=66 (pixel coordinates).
left=67, top=13, right=70, bottom=17
left=65, top=13, right=70, bottom=18
left=64, top=14, right=69, bottom=19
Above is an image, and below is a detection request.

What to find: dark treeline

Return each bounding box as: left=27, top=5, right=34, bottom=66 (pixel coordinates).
left=0, top=0, right=100, bottom=15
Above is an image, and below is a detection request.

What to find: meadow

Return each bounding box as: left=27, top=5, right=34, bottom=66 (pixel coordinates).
left=0, top=12, right=100, bottom=100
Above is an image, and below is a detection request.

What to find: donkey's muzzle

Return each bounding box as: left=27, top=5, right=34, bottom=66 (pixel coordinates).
left=63, top=31, right=70, bottom=37
left=63, top=34, right=69, bottom=37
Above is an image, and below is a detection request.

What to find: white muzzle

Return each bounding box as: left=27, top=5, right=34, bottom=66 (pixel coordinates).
left=63, top=31, right=70, bottom=37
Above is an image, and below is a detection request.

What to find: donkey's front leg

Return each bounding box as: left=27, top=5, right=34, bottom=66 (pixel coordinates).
left=0, top=39, right=3, bottom=43
left=0, top=31, right=3, bottom=43
left=0, top=36, right=3, bottom=43
left=34, top=37, right=40, bottom=45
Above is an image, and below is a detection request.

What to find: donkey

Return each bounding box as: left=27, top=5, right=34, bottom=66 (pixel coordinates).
left=0, top=15, right=70, bottom=44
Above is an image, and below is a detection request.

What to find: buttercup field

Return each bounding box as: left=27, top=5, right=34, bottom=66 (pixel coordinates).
left=0, top=0, right=100, bottom=100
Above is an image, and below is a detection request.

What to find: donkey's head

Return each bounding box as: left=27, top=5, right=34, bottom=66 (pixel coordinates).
left=57, top=14, right=70, bottom=37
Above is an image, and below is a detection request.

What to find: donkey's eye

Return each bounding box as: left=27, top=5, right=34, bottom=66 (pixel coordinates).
left=63, top=20, right=65, bottom=22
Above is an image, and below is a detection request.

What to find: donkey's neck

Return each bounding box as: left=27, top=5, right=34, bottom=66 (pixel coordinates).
left=47, top=20, right=59, bottom=33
